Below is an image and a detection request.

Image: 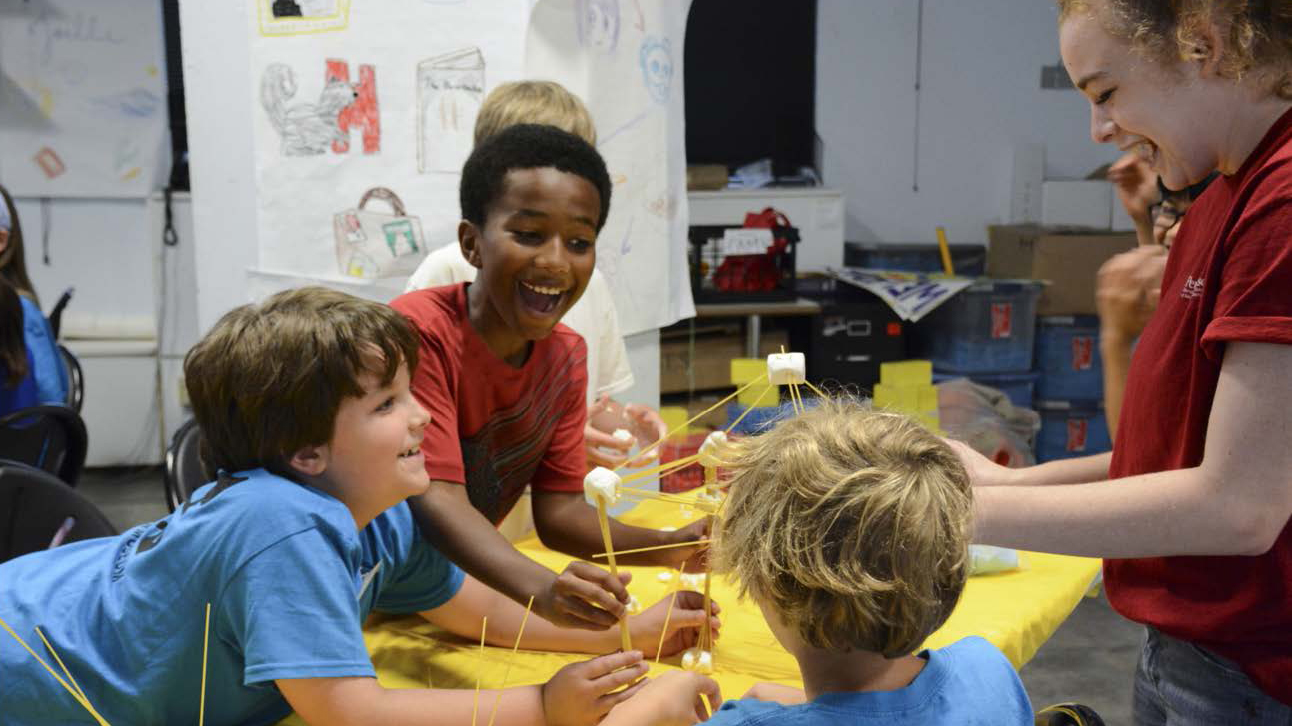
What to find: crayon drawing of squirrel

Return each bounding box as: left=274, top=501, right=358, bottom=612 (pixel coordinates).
left=261, top=63, right=358, bottom=155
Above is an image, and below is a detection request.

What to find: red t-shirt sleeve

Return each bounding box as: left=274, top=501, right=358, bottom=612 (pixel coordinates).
left=530, top=334, right=589, bottom=494
left=391, top=295, right=466, bottom=484
left=1201, top=165, right=1292, bottom=359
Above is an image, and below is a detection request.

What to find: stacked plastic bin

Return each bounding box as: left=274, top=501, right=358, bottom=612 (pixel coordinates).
left=1032, top=315, right=1112, bottom=462
left=912, top=281, right=1044, bottom=410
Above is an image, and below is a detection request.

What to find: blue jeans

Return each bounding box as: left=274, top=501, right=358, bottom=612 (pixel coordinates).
left=1134, top=627, right=1292, bottom=725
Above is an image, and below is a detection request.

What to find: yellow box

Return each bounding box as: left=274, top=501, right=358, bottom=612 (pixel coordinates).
left=918, top=385, right=940, bottom=413
left=660, top=406, right=689, bottom=439
left=880, top=360, right=933, bottom=388
left=873, top=383, right=919, bottom=412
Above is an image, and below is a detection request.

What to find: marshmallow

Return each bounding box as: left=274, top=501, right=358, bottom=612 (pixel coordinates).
left=656, top=571, right=707, bottom=590
left=681, top=647, right=713, bottom=674
left=766, top=352, right=806, bottom=385
left=612, top=428, right=634, bottom=443
left=625, top=594, right=642, bottom=614
left=583, top=466, right=621, bottom=505
left=697, top=430, right=728, bottom=468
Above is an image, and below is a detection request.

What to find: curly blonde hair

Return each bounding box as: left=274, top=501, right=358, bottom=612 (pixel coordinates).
left=474, top=81, right=597, bottom=147
left=1058, top=0, right=1292, bottom=99
left=711, top=398, right=972, bottom=658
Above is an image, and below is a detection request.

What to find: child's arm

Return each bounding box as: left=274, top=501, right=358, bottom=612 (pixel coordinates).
left=409, top=481, right=632, bottom=629
left=531, top=492, right=710, bottom=568
left=277, top=650, right=648, bottom=726
left=420, top=574, right=720, bottom=657
left=600, top=671, right=723, bottom=726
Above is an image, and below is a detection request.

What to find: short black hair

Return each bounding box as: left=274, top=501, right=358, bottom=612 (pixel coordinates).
left=459, top=123, right=612, bottom=233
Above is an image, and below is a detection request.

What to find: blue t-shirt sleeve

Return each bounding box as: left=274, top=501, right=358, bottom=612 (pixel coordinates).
left=220, top=527, right=375, bottom=685
left=702, top=699, right=787, bottom=725
left=21, top=299, right=66, bottom=405
left=373, top=530, right=464, bottom=614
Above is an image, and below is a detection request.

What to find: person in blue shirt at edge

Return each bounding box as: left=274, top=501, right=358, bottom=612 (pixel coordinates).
left=0, top=275, right=67, bottom=415
left=0, top=287, right=720, bottom=726
left=603, top=398, right=1034, bottom=726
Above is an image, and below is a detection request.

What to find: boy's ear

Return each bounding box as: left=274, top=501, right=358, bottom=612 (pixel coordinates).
left=286, top=443, right=330, bottom=478
left=458, top=220, right=483, bottom=269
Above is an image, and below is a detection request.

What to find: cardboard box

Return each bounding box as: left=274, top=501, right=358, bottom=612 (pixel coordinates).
left=1041, top=180, right=1112, bottom=228
left=660, top=329, right=788, bottom=394
left=987, top=225, right=1135, bottom=315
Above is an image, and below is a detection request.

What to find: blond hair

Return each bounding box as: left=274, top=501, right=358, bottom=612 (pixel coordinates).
left=474, top=81, right=597, bottom=146
left=1058, top=0, right=1292, bottom=99
left=712, top=398, right=972, bottom=657
left=184, top=287, right=419, bottom=480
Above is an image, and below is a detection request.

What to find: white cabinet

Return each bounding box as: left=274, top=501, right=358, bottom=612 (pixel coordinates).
left=686, top=189, right=846, bottom=273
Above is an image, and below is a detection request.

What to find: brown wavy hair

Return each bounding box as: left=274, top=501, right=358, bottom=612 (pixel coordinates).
left=712, top=398, right=972, bottom=658
left=0, top=278, right=28, bottom=389
left=0, top=185, right=38, bottom=308
left=183, top=287, right=419, bottom=480
left=1058, top=0, right=1292, bottom=99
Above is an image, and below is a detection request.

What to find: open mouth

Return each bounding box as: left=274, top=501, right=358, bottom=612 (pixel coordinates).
left=398, top=446, right=421, bottom=460
left=518, top=280, right=567, bottom=316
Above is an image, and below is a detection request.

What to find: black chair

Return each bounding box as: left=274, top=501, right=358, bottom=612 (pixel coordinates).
left=47, top=287, right=74, bottom=340
left=1035, top=703, right=1106, bottom=726
left=0, top=462, right=117, bottom=563
left=164, top=418, right=210, bottom=512
left=58, top=344, right=83, bottom=413
left=0, top=404, right=88, bottom=486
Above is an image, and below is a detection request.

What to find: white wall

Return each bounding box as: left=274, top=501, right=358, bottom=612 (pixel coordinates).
left=816, top=0, right=1119, bottom=246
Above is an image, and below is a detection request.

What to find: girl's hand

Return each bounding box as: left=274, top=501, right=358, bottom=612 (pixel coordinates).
left=944, top=438, right=1019, bottom=487
left=630, top=590, right=721, bottom=658
left=541, top=651, right=649, bottom=726
left=603, top=670, right=723, bottom=726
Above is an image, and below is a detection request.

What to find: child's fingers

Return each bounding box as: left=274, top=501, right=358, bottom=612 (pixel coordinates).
left=697, top=676, right=723, bottom=718
left=595, top=675, right=650, bottom=713
left=590, top=659, right=650, bottom=694
left=560, top=562, right=630, bottom=611
left=671, top=590, right=720, bottom=615
left=579, top=649, right=645, bottom=679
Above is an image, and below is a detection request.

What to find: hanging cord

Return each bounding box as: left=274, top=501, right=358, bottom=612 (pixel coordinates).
left=163, top=187, right=178, bottom=247
left=41, top=197, right=51, bottom=264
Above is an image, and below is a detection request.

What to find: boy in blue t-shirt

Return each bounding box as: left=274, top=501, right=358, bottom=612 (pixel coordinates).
left=606, top=399, right=1035, bottom=726
left=0, top=288, right=713, bottom=726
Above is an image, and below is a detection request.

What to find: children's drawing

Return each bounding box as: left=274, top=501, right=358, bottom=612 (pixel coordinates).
left=575, top=0, right=620, bottom=55
left=639, top=36, right=673, bottom=104
left=89, top=88, right=161, bottom=119
left=326, top=59, right=381, bottom=154
left=333, top=187, right=427, bottom=280
left=261, top=61, right=377, bottom=156
left=257, top=0, right=350, bottom=37
left=417, top=47, right=485, bottom=174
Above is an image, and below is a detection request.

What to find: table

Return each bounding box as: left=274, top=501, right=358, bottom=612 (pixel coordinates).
left=693, top=298, right=821, bottom=358
left=279, top=493, right=1099, bottom=724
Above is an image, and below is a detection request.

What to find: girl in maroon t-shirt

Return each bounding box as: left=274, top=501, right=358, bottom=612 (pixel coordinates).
left=952, top=1, right=1292, bottom=722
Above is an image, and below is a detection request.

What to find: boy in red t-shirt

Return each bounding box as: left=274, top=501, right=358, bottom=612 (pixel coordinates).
left=391, top=124, right=707, bottom=631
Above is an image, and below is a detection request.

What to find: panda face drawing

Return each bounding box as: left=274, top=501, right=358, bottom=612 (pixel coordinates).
left=639, top=37, right=672, bottom=104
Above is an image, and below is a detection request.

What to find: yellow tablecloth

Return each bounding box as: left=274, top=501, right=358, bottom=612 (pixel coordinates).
left=281, top=494, right=1099, bottom=722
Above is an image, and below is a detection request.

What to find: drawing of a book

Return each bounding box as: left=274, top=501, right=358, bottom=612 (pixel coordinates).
left=417, top=48, right=485, bottom=174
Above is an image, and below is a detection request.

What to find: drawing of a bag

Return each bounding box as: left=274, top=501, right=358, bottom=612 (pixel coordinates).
left=333, top=187, right=426, bottom=279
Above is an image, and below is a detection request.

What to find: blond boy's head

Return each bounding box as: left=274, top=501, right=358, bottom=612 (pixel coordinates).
left=474, top=81, right=596, bottom=147
left=713, top=398, right=972, bottom=658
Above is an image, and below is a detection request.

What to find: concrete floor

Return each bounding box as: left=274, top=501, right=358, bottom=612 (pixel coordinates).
left=77, top=466, right=1142, bottom=723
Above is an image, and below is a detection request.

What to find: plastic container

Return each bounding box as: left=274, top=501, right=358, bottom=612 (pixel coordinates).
left=912, top=280, right=1043, bottom=373
left=844, top=243, right=988, bottom=277
left=1035, top=315, right=1103, bottom=402
left=1035, top=400, right=1112, bottom=463
left=934, top=370, right=1040, bottom=410
left=659, top=432, right=708, bottom=493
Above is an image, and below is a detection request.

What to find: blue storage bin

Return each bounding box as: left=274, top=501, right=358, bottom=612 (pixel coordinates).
left=1035, top=315, right=1103, bottom=402
left=934, top=370, right=1039, bottom=410
left=1035, top=400, right=1111, bottom=462
left=726, top=400, right=819, bottom=436
left=844, top=244, right=988, bottom=276
left=913, top=281, right=1043, bottom=374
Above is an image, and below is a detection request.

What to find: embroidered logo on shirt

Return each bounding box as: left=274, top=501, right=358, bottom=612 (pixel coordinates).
left=357, top=561, right=382, bottom=601
left=1180, top=276, right=1206, bottom=300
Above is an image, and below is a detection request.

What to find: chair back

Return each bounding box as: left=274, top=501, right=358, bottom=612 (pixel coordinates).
left=58, top=344, right=83, bottom=412
left=47, top=287, right=73, bottom=340
left=165, top=418, right=210, bottom=512
left=0, top=462, right=117, bottom=563
left=0, top=404, right=88, bottom=486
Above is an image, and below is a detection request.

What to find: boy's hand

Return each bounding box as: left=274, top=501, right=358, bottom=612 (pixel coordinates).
left=630, top=590, right=721, bottom=657
left=536, top=561, right=632, bottom=630
left=623, top=403, right=668, bottom=468
left=604, top=670, right=723, bottom=726
left=541, top=650, right=650, bottom=726
left=742, top=682, right=807, bottom=705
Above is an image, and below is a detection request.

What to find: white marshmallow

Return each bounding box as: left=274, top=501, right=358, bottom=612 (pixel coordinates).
left=625, top=594, right=642, bottom=614
left=766, top=352, right=806, bottom=385
left=612, top=428, right=634, bottom=443
left=697, top=430, right=728, bottom=468
left=681, top=647, right=713, bottom=674
left=583, top=466, right=621, bottom=505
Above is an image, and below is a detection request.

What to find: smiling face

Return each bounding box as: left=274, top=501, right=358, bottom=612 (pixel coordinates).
left=1060, top=5, right=1217, bottom=190
left=306, top=362, right=431, bottom=528
left=461, top=166, right=600, bottom=364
